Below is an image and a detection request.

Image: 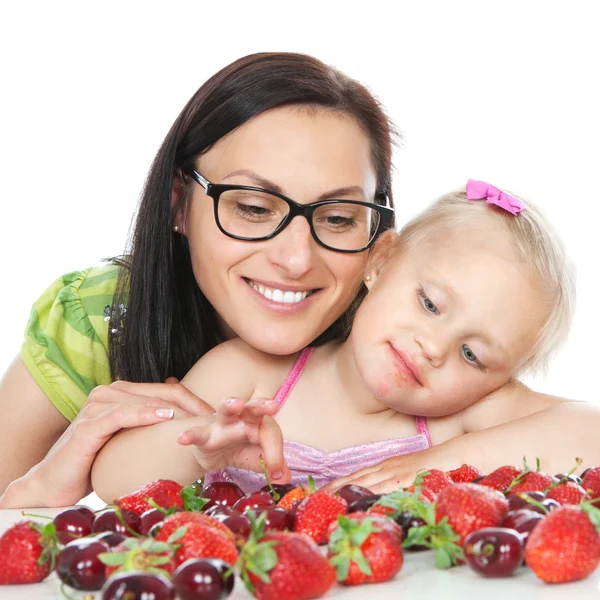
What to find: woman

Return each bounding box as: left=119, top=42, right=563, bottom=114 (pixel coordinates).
left=0, top=51, right=395, bottom=506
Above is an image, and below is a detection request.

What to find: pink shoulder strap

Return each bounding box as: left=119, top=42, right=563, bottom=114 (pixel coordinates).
left=273, top=347, right=314, bottom=411
left=415, top=415, right=432, bottom=448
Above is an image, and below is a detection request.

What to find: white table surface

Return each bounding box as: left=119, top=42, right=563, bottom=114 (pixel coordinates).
left=1, top=507, right=599, bottom=599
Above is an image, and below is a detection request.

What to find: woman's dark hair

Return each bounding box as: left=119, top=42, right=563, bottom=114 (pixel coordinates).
left=109, top=52, right=398, bottom=382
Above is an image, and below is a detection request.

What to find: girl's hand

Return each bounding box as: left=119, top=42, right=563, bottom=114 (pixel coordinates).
left=323, top=455, right=424, bottom=494
left=178, top=397, right=291, bottom=484
left=0, top=378, right=216, bottom=508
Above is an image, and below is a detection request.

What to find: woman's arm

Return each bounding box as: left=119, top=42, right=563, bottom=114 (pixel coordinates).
left=0, top=356, right=69, bottom=493
left=91, top=339, right=288, bottom=502
left=326, top=387, right=600, bottom=493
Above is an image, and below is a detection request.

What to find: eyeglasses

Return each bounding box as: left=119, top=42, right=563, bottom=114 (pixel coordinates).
left=184, top=168, right=394, bottom=253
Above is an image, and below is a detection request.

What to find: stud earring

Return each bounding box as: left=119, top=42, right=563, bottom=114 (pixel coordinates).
left=173, top=225, right=179, bottom=232
left=365, top=275, right=372, bottom=282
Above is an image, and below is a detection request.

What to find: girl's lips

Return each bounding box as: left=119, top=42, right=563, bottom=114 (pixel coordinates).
left=388, top=343, right=425, bottom=386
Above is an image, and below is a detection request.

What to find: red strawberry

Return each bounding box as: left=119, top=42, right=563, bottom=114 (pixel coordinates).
left=155, top=511, right=234, bottom=542
left=478, top=466, right=522, bottom=492
left=582, top=467, right=600, bottom=500
left=116, top=479, right=184, bottom=516
left=155, top=512, right=238, bottom=566
left=328, top=512, right=403, bottom=585
left=508, top=471, right=558, bottom=494
left=293, top=491, right=348, bottom=544
left=277, top=487, right=309, bottom=511
left=419, top=469, right=453, bottom=495
left=239, top=522, right=336, bottom=600
left=435, top=483, right=509, bottom=545
left=100, top=537, right=177, bottom=578
left=546, top=481, right=588, bottom=505
left=404, top=485, right=438, bottom=503
left=446, top=464, right=483, bottom=483
left=525, top=504, right=600, bottom=583
left=0, top=520, right=60, bottom=584
left=369, top=488, right=430, bottom=520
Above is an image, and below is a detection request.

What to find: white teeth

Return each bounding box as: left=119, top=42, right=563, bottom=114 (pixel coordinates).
left=247, top=280, right=311, bottom=304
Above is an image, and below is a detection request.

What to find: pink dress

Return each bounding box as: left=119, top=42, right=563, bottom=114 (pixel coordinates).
left=203, top=347, right=432, bottom=493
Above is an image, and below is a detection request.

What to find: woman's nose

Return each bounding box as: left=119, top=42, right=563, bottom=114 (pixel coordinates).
left=266, top=216, right=317, bottom=279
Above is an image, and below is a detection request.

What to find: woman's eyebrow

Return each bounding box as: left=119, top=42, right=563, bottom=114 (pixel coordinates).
left=222, top=169, right=367, bottom=200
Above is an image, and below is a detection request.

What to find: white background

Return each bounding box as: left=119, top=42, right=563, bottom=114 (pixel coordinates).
left=1, top=1, right=598, bottom=406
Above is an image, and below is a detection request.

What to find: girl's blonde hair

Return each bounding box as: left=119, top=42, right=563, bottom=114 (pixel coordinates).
left=387, top=187, right=576, bottom=375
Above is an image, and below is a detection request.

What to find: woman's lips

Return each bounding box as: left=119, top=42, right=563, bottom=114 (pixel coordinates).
left=388, top=343, right=425, bottom=386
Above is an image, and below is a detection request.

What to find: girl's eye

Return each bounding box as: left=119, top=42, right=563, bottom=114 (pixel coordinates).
left=419, top=290, right=439, bottom=314
left=462, top=344, right=478, bottom=362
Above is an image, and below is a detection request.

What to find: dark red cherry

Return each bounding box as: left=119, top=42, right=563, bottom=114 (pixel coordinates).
left=400, top=513, right=429, bottom=552
left=232, top=491, right=275, bottom=513
left=173, top=557, right=234, bottom=600
left=54, top=507, right=94, bottom=544
left=348, top=494, right=382, bottom=513
left=73, top=506, right=96, bottom=523
left=221, top=513, right=252, bottom=547
left=506, top=491, right=546, bottom=512
left=101, top=571, right=175, bottom=599
left=260, top=483, right=295, bottom=500
left=92, top=508, right=140, bottom=537
left=336, top=484, right=374, bottom=507
left=464, top=527, right=524, bottom=577
left=205, top=504, right=236, bottom=518
left=255, top=507, right=292, bottom=531
left=200, top=482, right=245, bottom=510
left=554, top=473, right=583, bottom=485
left=138, top=508, right=167, bottom=536
left=94, top=531, right=127, bottom=548
left=501, top=509, right=543, bottom=545
left=56, top=538, right=110, bottom=590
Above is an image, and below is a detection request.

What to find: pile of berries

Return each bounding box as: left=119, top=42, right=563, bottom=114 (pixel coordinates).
left=1, top=460, right=599, bottom=598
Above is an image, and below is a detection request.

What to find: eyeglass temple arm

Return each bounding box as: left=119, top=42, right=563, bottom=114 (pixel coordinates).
left=191, top=169, right=210, bottom=191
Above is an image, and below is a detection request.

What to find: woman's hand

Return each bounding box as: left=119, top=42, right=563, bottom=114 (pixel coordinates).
left=178, top=397, right=290, bottom=484
left=0, top=379, right=215, bottom=508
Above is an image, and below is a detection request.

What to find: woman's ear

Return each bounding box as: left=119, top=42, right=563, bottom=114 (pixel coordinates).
left=172, top=169, right=186, bottom=235
left=364, top=229, right=399, bottom=289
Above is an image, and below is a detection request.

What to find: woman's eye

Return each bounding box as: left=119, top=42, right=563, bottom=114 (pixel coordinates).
left=462, top=344, right=478, bottom=363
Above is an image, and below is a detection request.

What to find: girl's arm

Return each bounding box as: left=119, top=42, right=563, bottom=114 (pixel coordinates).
left=91, top=339, right=288, bottom=502
left=325, top=385, right=600, bottom=493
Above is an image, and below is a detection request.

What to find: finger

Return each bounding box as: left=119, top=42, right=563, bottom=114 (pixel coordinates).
left=369, top=478, right=406, bottom=494
left=215, top=398, right=246, bottom=428
left=165, top=377, right=179, bottom=384
left=257, top=416, right=290, bottom=483
left=90, top=382, right=215, bottom=416
left=243, top=398, right=279, bottom=421
left=177, top=424, right=213, bottom=447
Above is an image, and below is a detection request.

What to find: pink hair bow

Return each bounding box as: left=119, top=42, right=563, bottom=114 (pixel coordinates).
left=466, top=179, right=525, bottom=215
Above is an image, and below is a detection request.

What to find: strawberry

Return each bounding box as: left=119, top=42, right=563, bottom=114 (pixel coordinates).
left=419, top=469, right=453, bottom=495
left=155, top=512, right=238, bottom=566
left=435, top=483, right=509, bottom=545
left=525, top=504, right=600, bottom=583
left=404, top=484, right=438, bottom=503
left=99, top=537, right=177, bottom=578
left=238, top=513, right=336, bottom=600
left=116, top=479, right=186, bottom=516
left=369, top=488, right=429, bottom=520
left=293, top=491, right=348, bottom=544
left=446, top=464, right=483, bottom=483
left=328, top=512, right=404, bottom=585
left=582, top=466, right=600, bottom=500
left=277, top=487, right=309, bottom=511
left=508, top=471, right=557, bottom=494
left=0, top=520, right=60, bottom=584
left=478, top=465, right=522, bottom=492
left=546, top=481, right=588, bottom=505
left=155, top=510, right=234, bottom=542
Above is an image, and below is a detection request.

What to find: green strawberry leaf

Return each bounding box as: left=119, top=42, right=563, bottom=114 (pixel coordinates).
left=352, top=548, right=373, bottom=576
left=329, top=553, right=351, bottom=581
left=149, top=555, right=172, bottom=566
left=167, top=525, right=188, bottom=544
left=98, top=552, right=129, bottom=566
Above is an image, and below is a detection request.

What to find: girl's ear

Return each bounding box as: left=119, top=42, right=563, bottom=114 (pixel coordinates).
left=364, top=229, right=399, bottom=289
left=172, top=169, right=187, bottom=235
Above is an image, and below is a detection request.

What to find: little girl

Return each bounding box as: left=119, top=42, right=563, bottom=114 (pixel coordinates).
left=92, top=180, right=579, bottom=498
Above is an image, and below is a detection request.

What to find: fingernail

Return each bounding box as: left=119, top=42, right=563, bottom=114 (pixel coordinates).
left=155, top=408, right=174, bottom=418
left=226, top=398, right=238, bottom=406
left=271, top=471, right=284, bottom=480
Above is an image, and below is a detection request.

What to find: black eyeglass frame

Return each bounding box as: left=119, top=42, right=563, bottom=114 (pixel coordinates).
left=184, top=168, right=394, bottom=253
